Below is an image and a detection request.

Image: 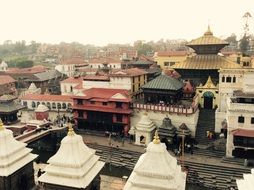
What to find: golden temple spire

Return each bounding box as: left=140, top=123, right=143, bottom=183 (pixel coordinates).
left=204, top=25, right=213, bottom=36
left=67, top=123, right=75, bottom=136
left=0, top=119, right=4, bottom=131
left=153, top=130, right=160, bottom=144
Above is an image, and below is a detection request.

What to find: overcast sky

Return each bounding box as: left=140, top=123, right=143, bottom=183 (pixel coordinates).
left=0, top=0, right=253, bottom=45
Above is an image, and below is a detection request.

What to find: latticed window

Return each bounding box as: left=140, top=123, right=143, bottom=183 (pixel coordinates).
left=238, top=116, right=244, bottom=123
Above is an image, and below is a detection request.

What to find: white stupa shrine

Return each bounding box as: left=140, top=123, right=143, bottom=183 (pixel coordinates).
left=124, top=130, right=186, bottom=190
left=135, top=113, right=156, bottom=146
left=38, top=124, right=105, bottom=190
left=0, top=119, right=38, bottom=190
left=237, top=169, right=254, bottom=190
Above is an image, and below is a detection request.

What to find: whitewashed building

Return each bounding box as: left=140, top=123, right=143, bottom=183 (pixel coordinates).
left=0, top=60, right=8, bottom=71
left=38, top=125, right=105, bottom=190
left=60, top=76, right=83, bottom=95
left=124, top=131, right=186, bottom=190
left=134, top=113, right=156, bottom=146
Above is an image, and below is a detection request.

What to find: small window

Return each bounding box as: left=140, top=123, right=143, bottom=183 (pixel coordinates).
left=23, top=101, right=27, bottom=107
left=251, top=117, right=254, bottom=124
left=102, top=102, right=108, bottom=106
left=238, top=116, right=244, bottom=123
left=222, top=76, right=225, bottom=82
left=90, top=101, right=95, bottom=105
left=170, top=62, right=175, bottom=66
left=226, top=76, right=231, bottom=83
left=233, top=76, right=236, bottom=83
left=78, top=111, right=83, bottom=118
left=77, top=99, right=83, bottom=105
left=164, top=62, right=169, bottom=66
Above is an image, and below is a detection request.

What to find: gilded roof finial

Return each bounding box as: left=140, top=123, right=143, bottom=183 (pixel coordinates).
left=0, top=119, right=4, bottom=130
left=204, top=24, right=213, bottom=36
left=153, top=130, right=160, bottom=144
left=68, top=123, right=75, bottom=136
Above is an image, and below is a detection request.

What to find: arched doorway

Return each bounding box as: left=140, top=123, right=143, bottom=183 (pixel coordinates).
left=203, top=91, right=214, bottom=109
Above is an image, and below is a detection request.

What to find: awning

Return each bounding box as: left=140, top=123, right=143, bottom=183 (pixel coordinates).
left=232, top=129, right=254, bottom=138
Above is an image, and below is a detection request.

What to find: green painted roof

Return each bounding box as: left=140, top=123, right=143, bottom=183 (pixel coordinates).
left=142, top=75, right=183, bottom=91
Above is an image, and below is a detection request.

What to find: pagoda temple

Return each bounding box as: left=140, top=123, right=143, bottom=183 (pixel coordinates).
left=0, top=119, right=38, bottom=190
left=157, top=115, right=176, bottom=147
left=124, top=131, right=186, bottom=190
left=0, top=94, right=25, bottom=125
left=38, top=124, right=105, bottom=190
left=172, top=26, right=241, bottom=84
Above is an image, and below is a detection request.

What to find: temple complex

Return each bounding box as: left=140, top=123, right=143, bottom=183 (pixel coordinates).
left=0, top=119, right=38, bottom=190
left=38, top=124, right=105, bottom=190
left=134, top=113, right=156, bottom=146
left=172, top=26, right=241, bottom=84
left=124, top=131, right=186, bottom=190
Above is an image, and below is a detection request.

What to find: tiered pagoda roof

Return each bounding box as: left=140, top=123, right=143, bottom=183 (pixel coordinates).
left=0, top=119, right=37, bottom=176
left=38, top=124, right=105, bottom=189
left=158, top=115, right=176, bottom=141
left=176, top=123, right=191, bottom=137
left=124, top=131, right=186, bottom=190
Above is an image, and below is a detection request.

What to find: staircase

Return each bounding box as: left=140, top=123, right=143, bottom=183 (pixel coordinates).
left=195, top=109, right=215, bottom=145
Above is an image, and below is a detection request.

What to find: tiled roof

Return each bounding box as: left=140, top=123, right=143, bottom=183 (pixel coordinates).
left=232, top=129, right=254, bottom=138
left=31, top=70, right=63, bottom=82
left=61, top=77, right=83, bottom=84
left=83, top=75, right=110, bottom=81
left=142, top=75, right=183, bottom=91
left=74, top=88, right=131, bottom=102
left=157, top=51, right=188, bottom=57
left=187, top=27, right=228, bottom=46
left=111, top=68, right=148, bottom=77
left=21, top=94, right=73, bottom=102
left=0, top=75, right=16, bottom=85
left=172, top=55, right=241, bottom=70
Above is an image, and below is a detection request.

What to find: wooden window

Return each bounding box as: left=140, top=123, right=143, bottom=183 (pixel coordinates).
left=77, top=99, right=83, bottom=105
left=222, top=76, right=225, bottom=82
left=226, top=76, right=231, bottom=83
left=103, top=102, right=108, bottom=106
left=116, top=114, right=122, bottom=122
left=164, top=62, right=169, bottom=66
left=116, top=102, right=122, bottom=108
left=251, top=117, right=254, bottom=124
left=233, top=76, right=236, bottom=83
left=90, top=101, right=95, bottom=105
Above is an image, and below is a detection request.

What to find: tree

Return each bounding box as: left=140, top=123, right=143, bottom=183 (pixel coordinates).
left=136, top=43, right=153, bottom=56
left=225, top=33, right=237, bottom=45
left=8, top=57, right=34, bottom=68
left=240, top=12, right=252, bottom=55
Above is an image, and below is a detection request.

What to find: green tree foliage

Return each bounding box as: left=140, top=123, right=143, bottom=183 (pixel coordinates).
left=137, top=43, right=153, bottom=56
left=239, top=34, right=250, bottom=55
left=225, top=33, right=237, bottom=45
left=8, top=57, right=34, bottom=68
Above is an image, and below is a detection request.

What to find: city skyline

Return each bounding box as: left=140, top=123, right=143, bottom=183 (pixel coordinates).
left=0, top=0, right=253, bottom=45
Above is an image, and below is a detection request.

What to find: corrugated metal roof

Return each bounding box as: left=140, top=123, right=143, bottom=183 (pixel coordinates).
left=172, top=55, right=241, bottom=70
left=142, top=75, right=183, bottom=91
left=33, top=70, right=63, bottom=81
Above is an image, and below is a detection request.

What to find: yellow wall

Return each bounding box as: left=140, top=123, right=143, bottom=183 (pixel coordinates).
left=131, top=74, right=147, bottom=94
left=196, top=88, right=219, bottom=109
left=154, top=55, right=187, bottom=70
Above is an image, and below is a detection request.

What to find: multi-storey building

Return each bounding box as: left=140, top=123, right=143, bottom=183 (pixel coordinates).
left=72, top=88, right=132, bottom=136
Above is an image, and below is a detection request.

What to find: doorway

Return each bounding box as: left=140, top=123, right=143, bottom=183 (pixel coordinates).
left=203, top=91, right=214, bottom=109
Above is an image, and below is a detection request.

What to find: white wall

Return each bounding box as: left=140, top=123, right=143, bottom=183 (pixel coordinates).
left=83, top=80, right=110, bottom=89
left=131, top=109, right=199, bottom=137
left=55, top=64, right=75, bottom=77
left=109, top=77, right=131, bottom=90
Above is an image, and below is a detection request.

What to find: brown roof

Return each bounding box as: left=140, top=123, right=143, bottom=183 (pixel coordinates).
left=21, top=94, right=73, bottom=102
left=0, top=75, right=16, bottom=85
left=83, top=75, right=110, bottom=81
left=60, top=77, right=83, bottom=84
left=111, top=68, right=148, bottom=77
left=233, top=129, right=254, bottom=138
left=187, top=26, right=228, bottom=46
left=157, top=51, right=189, bottom=57
left=172, top=55, right=241, bottom=70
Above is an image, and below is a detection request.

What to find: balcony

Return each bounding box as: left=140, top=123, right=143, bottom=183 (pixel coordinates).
left=228, top=102, right=254, bottom=112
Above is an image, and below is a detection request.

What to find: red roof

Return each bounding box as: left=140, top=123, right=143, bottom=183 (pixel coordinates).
left=157, top=51, right=188, bottom=57
left=0, top=75, right=16, bottom=85
left=6, top=66, right=48, bottom=74
left=73, top=88, right=131, bottom=102
left=21, top=94, right=73, bottom=102
left=83, top=75, right=110, bottom=81
left=111, top=68, right=148, bottom=77
left=61, top=77, right=83, bottom=84
left=183, top=80, right=195, bottom=93
left=232, top=129, right=254, bottom=138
